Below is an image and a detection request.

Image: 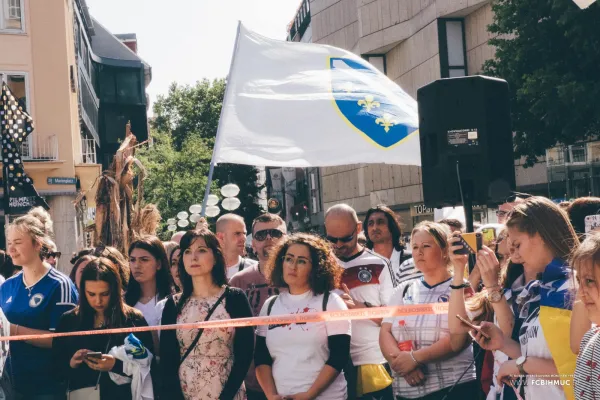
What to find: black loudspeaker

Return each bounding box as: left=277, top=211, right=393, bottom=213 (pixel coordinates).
left=417, top=75, right=516, bottom=209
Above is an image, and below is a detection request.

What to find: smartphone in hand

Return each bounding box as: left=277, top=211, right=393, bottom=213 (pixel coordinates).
left=456, top=315, right=490, bottom=339
left=453, top=233, right=483, bottom=255
left=85, top=351, right=102, bottom=360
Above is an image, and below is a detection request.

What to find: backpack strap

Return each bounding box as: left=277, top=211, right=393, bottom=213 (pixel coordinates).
left=266, top=295, right=279, bottom=316
left=239, top=257, right=247, bottom=273
left=322, top=291, right=330, bottom=312
left=402, top=282, right=411, bottom=299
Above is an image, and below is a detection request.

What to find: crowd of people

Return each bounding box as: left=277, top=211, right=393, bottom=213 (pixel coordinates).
left=1, top=194, right=600, bottom=399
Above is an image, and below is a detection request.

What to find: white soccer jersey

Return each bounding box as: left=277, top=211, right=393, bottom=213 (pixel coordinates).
left=339, top=248, right=395, bottom=366
left=384, top=277, right=476, bottom=398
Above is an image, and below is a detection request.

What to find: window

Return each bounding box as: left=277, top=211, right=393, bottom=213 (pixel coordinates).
left=364, top=55, right=386, bottom=74
left=0, top=73, right=28, bottom=111
left=438, top=19, right=467, bottom=78
left=1, top=0, right=24, bottom=31
left=570, top=145, right=587, bottom=164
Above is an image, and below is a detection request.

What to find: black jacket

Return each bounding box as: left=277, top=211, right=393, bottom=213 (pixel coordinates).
left=159, top=286, right=254, bottom=400
left=53, top=308, right=155, bottom=400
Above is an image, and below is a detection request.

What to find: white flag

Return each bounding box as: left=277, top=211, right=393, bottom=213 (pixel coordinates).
left=213, top=23, right=421, bottom=167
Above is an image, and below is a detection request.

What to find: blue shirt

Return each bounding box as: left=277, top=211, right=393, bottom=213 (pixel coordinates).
left=0, top=268, right=78, bottom=395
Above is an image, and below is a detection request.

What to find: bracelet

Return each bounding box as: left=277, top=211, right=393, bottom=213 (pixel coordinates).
left=485, top=284, right=501, bottom=289
left=450, top=282, right=470, bottom=289
left=410, top=349, right=422, bottom=366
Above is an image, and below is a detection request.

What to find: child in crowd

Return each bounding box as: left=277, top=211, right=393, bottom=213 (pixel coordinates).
left=571, top=232, right=600, bottom=400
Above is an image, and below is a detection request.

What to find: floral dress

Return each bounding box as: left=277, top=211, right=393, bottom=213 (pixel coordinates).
left=176, top=288, right=245, bottom=400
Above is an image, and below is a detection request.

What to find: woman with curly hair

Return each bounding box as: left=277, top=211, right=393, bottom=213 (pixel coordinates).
left=255, top=233, right=351, bottom=400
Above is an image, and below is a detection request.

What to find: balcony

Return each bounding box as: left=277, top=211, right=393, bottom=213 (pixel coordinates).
left=287, top=0, right=310, bottom=42
left=21, top=135, right=59, bottom=161
left=78, top=59, right=100, bottom=142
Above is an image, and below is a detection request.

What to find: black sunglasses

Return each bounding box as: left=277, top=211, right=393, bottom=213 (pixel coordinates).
left=326, top=233, right=355, bottom=244
left=48, top=252, right=61, bottom=258
left=254, top=229, right=284, bottom=242
left=505, top=192, right=533, bottom=203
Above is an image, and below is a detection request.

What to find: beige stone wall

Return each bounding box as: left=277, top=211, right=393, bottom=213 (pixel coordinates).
left=311, top=0, right=360, bottom=50
left=464, top=3, right=497, bottom=74
left=321, top=164, right=423, bottom=214
left=387, top=20, right=440, bottom=98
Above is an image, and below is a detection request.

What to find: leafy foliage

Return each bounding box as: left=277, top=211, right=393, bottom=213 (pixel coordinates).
left=136, top=130, right=217, bottom=238
left=482, top=0, right=600, bottom=165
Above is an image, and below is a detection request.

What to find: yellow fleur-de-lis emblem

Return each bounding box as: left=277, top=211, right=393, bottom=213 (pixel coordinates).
left=357, top=95, right=380, bottom=112
left=375, top=113, right=397, bottom=133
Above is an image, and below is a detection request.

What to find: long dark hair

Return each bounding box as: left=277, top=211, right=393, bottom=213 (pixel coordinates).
left=176, top=228, right=227, bottom=314
left=363, top=205, right=404, bottom=251
left=69, top=255, right=96, bottom=287
left=77, top=257, right=137, bottom=328
left=125, top=236, right=173, bottom=306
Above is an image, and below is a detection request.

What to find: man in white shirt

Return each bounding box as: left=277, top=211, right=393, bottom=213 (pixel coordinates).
left=216, top=213, right=258, bottom=279
left=324, top=204, right=395, bottom=400
left=364, top=204, right=422, bottom=286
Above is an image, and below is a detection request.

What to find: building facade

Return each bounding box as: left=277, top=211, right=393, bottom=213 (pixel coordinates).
left=0, top=0, right=150, bottom=272
left=284, top=0, right=567, bottom=232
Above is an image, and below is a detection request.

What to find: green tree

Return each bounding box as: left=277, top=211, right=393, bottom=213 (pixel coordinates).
left=151, top=79, right=264, bottom=229
left=153, top=79, right=226, bottom=148
left=483, top=0, right=600, bottom=165
left=136, top=130, right=217, bottom=238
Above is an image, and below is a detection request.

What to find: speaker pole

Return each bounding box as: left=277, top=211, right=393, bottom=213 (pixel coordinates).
left=464, top=196, right=474, bottom=233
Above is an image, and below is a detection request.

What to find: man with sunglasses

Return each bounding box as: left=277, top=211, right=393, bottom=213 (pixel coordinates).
left=45, top=239, right=61, bottom=269
left=229, top=213, right=287, bottom=400
left=325, top=204, right=396, bottom=400
left=496, top=193, right=529, bottom=224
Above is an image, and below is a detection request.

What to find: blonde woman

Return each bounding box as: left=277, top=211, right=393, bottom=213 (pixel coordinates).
left=379, top=221, right=477, bottom=399
left=0, top=209, right=78, bottom=398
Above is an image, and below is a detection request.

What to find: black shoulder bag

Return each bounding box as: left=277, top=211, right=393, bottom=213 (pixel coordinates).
left=179, top=286, right=229, bottom=365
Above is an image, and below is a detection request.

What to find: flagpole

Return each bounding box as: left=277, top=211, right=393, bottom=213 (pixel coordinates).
left=200, top=21, right=242, bottom=217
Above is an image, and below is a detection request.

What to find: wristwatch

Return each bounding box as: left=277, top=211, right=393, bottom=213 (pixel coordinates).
left=487, top=288, right=503, bottom=303
left=364, top=301, right=373, bottom=308
left=516, top=356, right=528, bottom=376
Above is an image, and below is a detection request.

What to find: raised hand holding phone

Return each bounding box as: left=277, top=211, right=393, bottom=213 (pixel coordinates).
left=469, top=321, right=505, bottom=351
left=448, top=233, right=469, bottom=277
left=456, top=315, right=490, bottom=339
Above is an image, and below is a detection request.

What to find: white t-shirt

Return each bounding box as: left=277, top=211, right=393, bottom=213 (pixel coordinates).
left=384, top=277, right=476, bottom=398
left=257, top=291, right=350, bottom=400
left=339, top=248, right=395, bottom=365
left=227, top=256, right=258, bottom=280
left=134, top=296, right=165, bottom=327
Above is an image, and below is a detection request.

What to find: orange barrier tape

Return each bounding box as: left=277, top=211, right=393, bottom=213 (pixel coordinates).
left=0, top=303, right=449, bottom=342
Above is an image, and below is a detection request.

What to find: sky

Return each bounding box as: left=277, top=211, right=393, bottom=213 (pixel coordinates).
left=86, top=0, right=302, bottom=108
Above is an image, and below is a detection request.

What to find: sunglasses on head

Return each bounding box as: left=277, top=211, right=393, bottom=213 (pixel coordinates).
left=254, top=229, right=284, bottom=242
left=505, top=192, right=533, bottom=203
left=326, top=233, right=355, bottom=244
